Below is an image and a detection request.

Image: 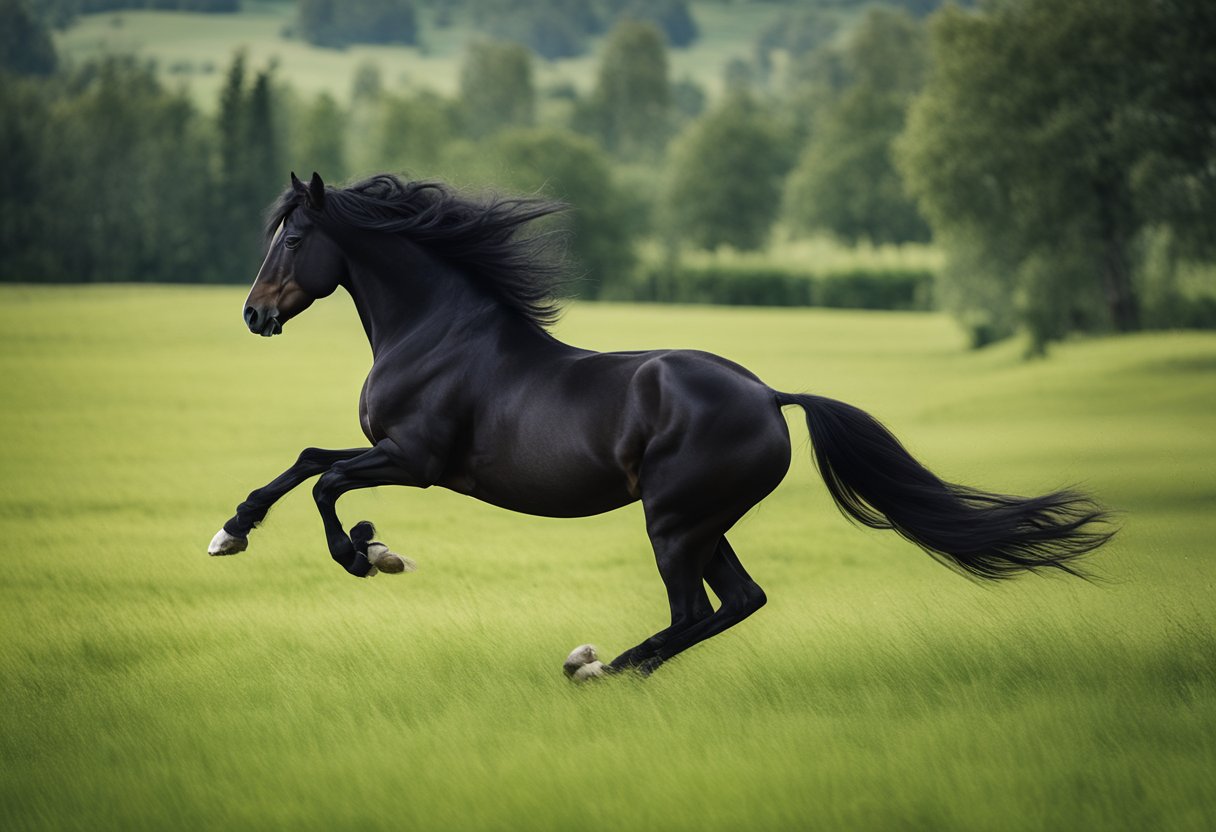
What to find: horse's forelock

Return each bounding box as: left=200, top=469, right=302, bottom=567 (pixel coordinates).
left=263, top=187, right=301, bottom=241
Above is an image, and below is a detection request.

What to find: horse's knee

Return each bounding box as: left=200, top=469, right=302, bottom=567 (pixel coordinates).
left=296, top=447, right=327, bottom=468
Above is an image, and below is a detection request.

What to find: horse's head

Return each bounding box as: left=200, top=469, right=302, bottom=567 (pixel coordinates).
left=243, top=172, right=346, bottom=337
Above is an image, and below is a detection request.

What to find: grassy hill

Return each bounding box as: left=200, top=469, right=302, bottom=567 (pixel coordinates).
left=53, top=1, right=796, bottom=110
left=1, top=286, right=1213, bottom=829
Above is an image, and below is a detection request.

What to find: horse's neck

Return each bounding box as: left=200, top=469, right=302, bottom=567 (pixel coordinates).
left=343, top=240, right=552, bottom=362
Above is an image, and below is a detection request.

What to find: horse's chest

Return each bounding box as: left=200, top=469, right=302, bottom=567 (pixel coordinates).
left=359, top=371, right=457, bottom=447
left=358, top=377, right=403, bottom=444
left=358, top=379, right=380, bottom=442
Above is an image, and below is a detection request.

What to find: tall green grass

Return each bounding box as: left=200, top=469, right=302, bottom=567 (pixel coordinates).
left=1, top=286, right=1213, bottom=830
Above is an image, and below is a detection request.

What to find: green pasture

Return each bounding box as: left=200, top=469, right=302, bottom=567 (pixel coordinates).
left=1, top=285, right=1214, bottom=830
left=53, top=2, right=788, bottom=110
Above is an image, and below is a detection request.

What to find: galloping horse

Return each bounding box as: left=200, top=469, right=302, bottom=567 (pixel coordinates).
left=209, top=172, right=1113, bottom=678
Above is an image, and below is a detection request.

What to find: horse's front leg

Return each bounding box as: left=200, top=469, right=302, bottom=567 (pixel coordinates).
left=311, top=442, right=427, bottom=578
left=208, top=447, right=370, bottom=555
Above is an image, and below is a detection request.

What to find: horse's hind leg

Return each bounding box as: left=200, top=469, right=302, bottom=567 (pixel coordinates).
left=604, top=522, right=722, bottom=675
left=602, top=536, right=766, bottom=676
left=209, top=447, right=369, bottom=555
left=640, top=538, right=767, bottom=675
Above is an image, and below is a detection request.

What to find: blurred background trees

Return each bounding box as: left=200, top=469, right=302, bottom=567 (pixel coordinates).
left=296, top=0, right=418, bottom=48
left=0, top=0, right=1213, bottom=351
left=665, top=92, right=792, bottom=251
left=492, top=127, right=638, bottom=298
left=899, top=0, right=1216, bottom=350
left=0, top=0, right=59, bottom=75
left=784, top=7, right=929, bottom=246
left=578, top=20, right=672, bottom=159
left=458, top=40, right=534, bottom=137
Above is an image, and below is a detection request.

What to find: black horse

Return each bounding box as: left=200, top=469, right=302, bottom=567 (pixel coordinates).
left=210, top=172, right=1114, bottom=678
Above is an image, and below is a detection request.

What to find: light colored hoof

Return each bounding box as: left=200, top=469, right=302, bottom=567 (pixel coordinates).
left=572, top=661, right=607, bottom=682
left=564, top=644, right=606, bottom=682
left=366, top=542, right=416, bottom=575
left=208, top=529, right=247, bottom=556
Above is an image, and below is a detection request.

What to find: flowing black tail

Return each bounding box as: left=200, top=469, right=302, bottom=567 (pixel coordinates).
left=777, top=392, right=1115, bottom=580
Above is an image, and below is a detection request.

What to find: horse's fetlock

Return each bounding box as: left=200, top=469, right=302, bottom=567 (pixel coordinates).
left=350, top=520, right=376, bottom=548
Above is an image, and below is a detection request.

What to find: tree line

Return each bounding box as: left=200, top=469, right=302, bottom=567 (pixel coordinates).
left=1, top=0, right=1213, bottom=350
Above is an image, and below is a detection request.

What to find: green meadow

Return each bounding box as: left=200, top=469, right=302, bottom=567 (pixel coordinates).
left=1, top=285, right=1214, bottom=830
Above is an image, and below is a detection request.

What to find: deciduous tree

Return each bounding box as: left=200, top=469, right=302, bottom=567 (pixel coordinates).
left=784, top=8, right=930, bottom=245
left=493, top=127, right=638, bottom=297
left=586, top=20, right=671, bottom=159
left=898, top=0, right=1216, bottom=349
left=459, top=40, right=535, bottom=138
left=664, top=92, right=791, bottom=251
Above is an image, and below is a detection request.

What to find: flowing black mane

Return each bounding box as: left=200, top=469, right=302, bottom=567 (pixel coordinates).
left=266, top=174, right=568, bottom=328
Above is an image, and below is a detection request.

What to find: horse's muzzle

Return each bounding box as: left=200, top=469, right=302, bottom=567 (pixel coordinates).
left=244, top=306, right=282, bottom=337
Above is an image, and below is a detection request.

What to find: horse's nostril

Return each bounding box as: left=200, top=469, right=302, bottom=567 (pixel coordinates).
left=244, top=306, right=258, bottom=329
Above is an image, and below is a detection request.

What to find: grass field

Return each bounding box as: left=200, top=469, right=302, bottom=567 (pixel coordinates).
left=54, top=1, right=793, bottom=110
left=1, top=285, right=1214, bottom=830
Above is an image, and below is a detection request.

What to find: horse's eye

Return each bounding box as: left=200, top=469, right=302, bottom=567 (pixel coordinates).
left=284, top=235, right=302, bottom=250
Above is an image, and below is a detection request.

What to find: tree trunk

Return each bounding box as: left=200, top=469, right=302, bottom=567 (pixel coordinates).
left=1100, top=232, right=1141, bottom=332
left=1096, top=178, right=1141, bottom=332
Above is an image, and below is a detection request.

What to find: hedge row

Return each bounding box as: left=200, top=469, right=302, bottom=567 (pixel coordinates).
left=614, top=264, right=936, bottom=311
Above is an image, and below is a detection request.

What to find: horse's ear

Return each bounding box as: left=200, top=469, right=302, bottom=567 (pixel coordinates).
left=290, top=171, right=323, bottom=210
left=306, top=172, right=325, bottom=211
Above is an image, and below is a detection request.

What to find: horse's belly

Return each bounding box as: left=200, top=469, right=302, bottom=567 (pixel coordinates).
left=443, top=462, right=636, bottom=518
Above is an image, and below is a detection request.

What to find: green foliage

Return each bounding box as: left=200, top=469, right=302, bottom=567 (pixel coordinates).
left=753, top=7, right=838, bottom=82
left=297, top=0, right=418, bottom=48
left=627, top=262, right=933, bottom=309
left=19, top=0, right=1213, bottom=345
left=583, top=20, right=671, bottom=159
left=462, top=0, right=697, bottom=58
left=371, top=89, right=462, bottom=174
left=492, top=127, right=638, bottom=298
left=898, top=0, right=1216, bottom=350
left=784, top=8, right=930, bottom=246
left=469, top=0, right=594, bottom=59
left=0, top=74, right=54, bottom=275
left=663, top=92, right=792, bottom=251
left=458, top=40, right=535, bottom=138
left=0, top=0, right=58, bottom=76
left=0, top=58, right=214, bottom=282
left=0, top=49, right=284, bottom=284
left=49, top=0, right=239, bottom=15
left=214, top=52, right=284, bottom=281
left=291, top=92, right=348, bottom=183
left=349, top=60, right=384, bottom=103
left=613, top=0, right=698, bottom=48
left=670, top=76, right=705, bottom=121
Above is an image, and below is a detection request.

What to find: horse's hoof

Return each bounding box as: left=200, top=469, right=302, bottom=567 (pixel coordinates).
left=564, top=644, right=604, bottom=681
left=572, top=661, right=607, bottom=682
left=208, top=529, right=247, bottom=556
left=366, top=541, right=416, bottom=575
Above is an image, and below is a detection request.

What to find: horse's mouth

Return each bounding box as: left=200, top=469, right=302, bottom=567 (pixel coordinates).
left=259, top=317, right=283, bottom=337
